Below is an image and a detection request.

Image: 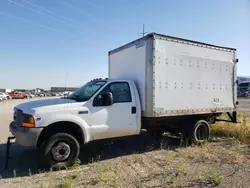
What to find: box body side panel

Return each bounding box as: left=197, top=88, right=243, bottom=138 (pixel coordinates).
left=152, top=38, right=236, bottom=117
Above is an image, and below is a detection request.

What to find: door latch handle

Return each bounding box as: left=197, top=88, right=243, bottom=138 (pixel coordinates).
left=131, top=107, right=136, bottom=114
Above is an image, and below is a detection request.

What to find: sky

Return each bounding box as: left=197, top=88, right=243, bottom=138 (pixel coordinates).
left=0, top=0, right=249, bottom=89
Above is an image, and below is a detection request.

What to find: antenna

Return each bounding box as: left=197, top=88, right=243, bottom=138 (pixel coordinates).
left=139, top=24, right=148, bottom=37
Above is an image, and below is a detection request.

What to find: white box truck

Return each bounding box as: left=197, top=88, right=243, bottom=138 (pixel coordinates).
left=6, top=33, right=238, bottom=169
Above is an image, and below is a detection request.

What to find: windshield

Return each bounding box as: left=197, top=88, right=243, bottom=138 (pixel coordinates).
left=68, top=80, right=107, bottom=102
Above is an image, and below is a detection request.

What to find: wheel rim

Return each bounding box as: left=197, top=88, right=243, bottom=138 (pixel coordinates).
left=51, top=142, right=71, bottom=162
left=196, top=123, right=209, bottom=142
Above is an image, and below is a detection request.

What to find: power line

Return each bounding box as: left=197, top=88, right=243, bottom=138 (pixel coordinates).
left=56, top=0, right=93, bottom=18
left=56, top=0, right=111, bottom=27
left=0, top=11, right=59, bottom=32
left=21, top=0, right=82, bottom=27
left=56, top=0, right=97, bottom=20
left=85, top=0, right=100, bottom=10
left=7, top=0, right=72, bottom=27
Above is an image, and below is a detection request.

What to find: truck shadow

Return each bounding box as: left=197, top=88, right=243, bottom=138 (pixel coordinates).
left=0, top=131, right=181, bottom=179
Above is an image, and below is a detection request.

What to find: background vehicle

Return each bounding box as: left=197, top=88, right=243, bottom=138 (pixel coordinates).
left=237, top=82, right=250, bottom=97
left=24, top=93, right=35, bottom=98
left=9, top=33, right=238, bottom=168
left=0, top=92, right=11, bottom=100
left=33, top=93, right=40, bottom=97
left=29, top=93, right=35, bottom=98
left=38, top=93, right=46, bottom=97
left=9, top=92, right=29, bottom=99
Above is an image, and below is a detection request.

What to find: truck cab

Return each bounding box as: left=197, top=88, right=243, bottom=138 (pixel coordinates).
left=66, top=78, right=141, bottom=140
left=9, top=79, right=141, bottom=168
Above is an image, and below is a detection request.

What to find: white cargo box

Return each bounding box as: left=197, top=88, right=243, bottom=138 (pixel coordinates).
left=109, top=33, right=237, bottom=117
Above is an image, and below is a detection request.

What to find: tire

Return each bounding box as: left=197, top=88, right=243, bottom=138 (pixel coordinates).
left=42, top=133, right=80, bottom=169
left=189, top=120, right=211, bottom=145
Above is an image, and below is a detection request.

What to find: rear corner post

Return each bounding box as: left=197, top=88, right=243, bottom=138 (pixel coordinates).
left=232, top=111, right=237, bottom=123
left=226, top=111, right=238, bottom=123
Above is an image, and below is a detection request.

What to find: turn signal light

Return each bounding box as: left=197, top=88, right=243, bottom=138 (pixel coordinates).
left=22, top=116, right=35, bottom=128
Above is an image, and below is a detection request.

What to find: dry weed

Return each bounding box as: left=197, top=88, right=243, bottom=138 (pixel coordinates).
left=176, top=143, right=247, bottom=164
left=211, top=113, right=250, bottom=144
left=97, top=163, right=119, bottom=186
left=57, top=178, right=74, bottom=188
left=206, top=166, right=224, bottom=186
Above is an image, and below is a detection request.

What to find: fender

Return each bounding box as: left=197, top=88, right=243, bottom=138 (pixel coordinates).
left=37, top=113, right=92, bottom=143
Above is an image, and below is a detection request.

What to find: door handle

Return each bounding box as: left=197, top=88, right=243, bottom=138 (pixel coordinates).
left=131, top=106, right=136, bottom=114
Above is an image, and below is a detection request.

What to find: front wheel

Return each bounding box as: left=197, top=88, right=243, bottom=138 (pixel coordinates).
left=42, top=133, right=80, bottom=169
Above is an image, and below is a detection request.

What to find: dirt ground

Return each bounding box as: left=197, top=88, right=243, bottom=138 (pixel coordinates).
left=0, top=98, right=250, bottom=188
left=1, top=135, right=250, bottom=188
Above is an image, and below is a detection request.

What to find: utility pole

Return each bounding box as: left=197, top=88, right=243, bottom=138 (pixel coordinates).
left=139, top=24, right=148, bottom=37
left=64, top=71, right=68, bottom=92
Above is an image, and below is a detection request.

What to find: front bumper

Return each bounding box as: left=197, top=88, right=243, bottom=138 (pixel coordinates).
left=9, top=121, right=43, bottom=147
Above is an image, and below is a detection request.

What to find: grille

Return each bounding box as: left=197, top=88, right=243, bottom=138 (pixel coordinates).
left=13, top=109, right=23, bottom=127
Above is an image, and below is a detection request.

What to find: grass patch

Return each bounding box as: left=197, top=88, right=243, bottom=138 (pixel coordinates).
left=211, top=113, right=250, bottom=144
left=165, top=154, right=188, bottom=175
left=71, top=158, right=81, bottom=169
left=28, top=168, right=32, bottom=176
left=97, top=163, right=119, bottom=186
left=56, top=173, right=78, bottom=188
left=58, top=177, right=75, bottom=188
left=206, top=166, right=224, bottom=186
left=13, top=169, right=17, bottom=178
left=175, top=143, right=247, bottom=164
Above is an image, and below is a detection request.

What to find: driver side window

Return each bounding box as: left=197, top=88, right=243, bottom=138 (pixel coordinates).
left=94, top=82, right=132, bottom=106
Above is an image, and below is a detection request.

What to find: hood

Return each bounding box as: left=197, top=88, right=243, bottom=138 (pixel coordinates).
left=15, top=98, right=76, bottom=112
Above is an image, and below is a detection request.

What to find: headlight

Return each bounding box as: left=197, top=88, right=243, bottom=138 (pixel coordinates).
left=22, top=114, right=35, bottom=128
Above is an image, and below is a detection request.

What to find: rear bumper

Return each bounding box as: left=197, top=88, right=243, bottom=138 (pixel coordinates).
left=9, top=121, right=43, bottom=147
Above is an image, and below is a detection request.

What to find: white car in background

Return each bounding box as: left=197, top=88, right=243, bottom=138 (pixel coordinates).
left=0, top=92, right=11, bottom=100
left=26, top=93, right=35, bottom=98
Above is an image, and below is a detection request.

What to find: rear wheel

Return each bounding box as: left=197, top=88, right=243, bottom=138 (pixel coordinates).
left=185, top=120, right=210, bottom=145
left=42, top=133, right=80, bottom=169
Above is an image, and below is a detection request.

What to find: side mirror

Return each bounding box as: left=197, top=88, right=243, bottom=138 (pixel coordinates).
left=94, top=92, right=113, bottom=106
left=102, top=92, right=113, bottom=106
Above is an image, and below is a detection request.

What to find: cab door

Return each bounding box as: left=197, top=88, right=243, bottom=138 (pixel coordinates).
left=89, top=81, right=138, bottom=140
